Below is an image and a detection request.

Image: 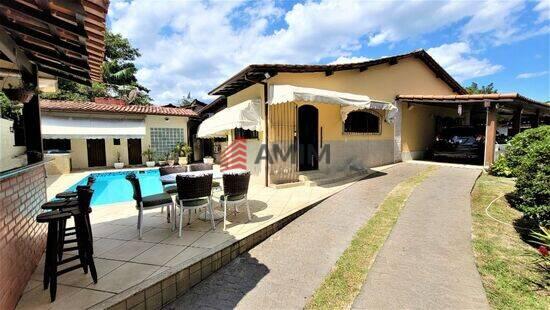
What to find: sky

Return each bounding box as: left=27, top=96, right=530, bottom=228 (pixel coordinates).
left=107, top=0, right=550, bottom=104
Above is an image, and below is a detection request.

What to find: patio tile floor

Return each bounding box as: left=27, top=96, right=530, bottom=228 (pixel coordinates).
left=17, top=164, right=397, bottom=309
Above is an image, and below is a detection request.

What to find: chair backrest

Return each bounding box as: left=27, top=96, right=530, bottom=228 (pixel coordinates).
left=189, top=163, right=213, bottom=171
left=222, top=170, right=251, bottom=197
left=76, top=186, right=94, bottom=212
left=125, top=174, right=143, bottom=203
left=176, top=173, right=213, bottom=200
left=86, top=176, right=96, bottom=187
left=159, top=165, right=187, bottom=176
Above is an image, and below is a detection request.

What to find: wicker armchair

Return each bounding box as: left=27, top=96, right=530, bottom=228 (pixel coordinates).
left=175, top=173, right=215, bottom=237
left=159, top=166, right=188, bottom=218
left=189, top=163, right=213, bottom=171
left=159, top=165, right=188, bottom=177
left=220, top=170, right=251, bottom=230
left=126, top=174, right=173, bottom=239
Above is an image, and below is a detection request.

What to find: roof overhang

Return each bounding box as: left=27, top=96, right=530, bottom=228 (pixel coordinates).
left=396, top=93, right=550, bottom=116
left=209, top=50, right=466, bottom=97
left=0, top=0, right=109, bottom=85
left=41, top=115, right=145, bottom=139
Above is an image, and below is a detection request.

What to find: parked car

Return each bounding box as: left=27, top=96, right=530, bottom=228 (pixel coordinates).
left=432, top=126, right=484, bottom=162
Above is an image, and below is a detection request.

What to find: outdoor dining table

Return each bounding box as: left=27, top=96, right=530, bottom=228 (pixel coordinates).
left=159, top=169, right=225, bottom=221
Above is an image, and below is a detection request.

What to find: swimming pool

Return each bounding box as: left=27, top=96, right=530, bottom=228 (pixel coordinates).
left=66, top=169, right=163, bottom=206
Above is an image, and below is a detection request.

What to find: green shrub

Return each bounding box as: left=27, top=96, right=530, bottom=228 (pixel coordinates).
left=489, top=155, right=513, bottom=177
left=0, top=91, right=21, bottom=120
left=514, top=137, right=550, bottom=225
left=506, top=126, right=550, bottom=176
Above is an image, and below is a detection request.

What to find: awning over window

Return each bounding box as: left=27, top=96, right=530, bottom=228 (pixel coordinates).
left=41, top=116, right=146, bottom=139
left=197, top=99, right=262, bottom=138
left=269, top=85, right=398, bottom=123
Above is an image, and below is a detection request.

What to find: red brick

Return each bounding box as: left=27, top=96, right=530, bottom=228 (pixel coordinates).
left=0, top=166, right=47, bottom=309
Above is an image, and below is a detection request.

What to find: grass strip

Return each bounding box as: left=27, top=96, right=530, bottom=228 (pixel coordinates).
left=471, top=174, right=549, bottom=309
left=305, top=165, right=438, bottom=310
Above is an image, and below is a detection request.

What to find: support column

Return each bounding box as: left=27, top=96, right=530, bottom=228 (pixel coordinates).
left=532, top=109, right=541, bottom=128
left=510, top=108, right=522, bottom=136
left=22, top=65, right=43, bottom=164
left=484, top=101, right=497, bottom=167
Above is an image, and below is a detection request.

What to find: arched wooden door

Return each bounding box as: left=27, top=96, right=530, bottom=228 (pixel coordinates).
left=298, top=105, right=319, bottom=171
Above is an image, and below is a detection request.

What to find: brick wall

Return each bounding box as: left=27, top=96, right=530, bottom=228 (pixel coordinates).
left=0, top=165, right=48, bottom=309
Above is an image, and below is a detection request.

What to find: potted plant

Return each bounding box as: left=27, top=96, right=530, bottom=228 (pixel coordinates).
left=203, top=156, right=214, bottom=164
left=114, top=151, right=125, bottom=169
left=3, top=84, right=36, bottom=104
left=157, top=153, right=167, bottom=166
left=143, top=147, right=155, bottom=167
left=174, top=142, right=192, bottom=165
left=167, top=152, right=175, bottom=166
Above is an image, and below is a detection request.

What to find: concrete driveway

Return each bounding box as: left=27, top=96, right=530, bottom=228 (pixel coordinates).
left=352, top=165, right=487, bottom=309
left=165, top=163, right=487, bottom=309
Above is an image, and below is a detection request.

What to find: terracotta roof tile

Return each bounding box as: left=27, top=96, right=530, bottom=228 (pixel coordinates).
left=40, top=100, right=198, bottom=117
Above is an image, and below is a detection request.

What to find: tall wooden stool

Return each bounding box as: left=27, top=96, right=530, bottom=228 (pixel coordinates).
left=37, top=188, right=97, bottom=302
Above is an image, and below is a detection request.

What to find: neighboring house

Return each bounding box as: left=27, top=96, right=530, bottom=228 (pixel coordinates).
left=40, top=99, right=197, bottom=171
left=199, top=49, right=549, bottom=186
left=186, top=99, right=208, bottom=112
left=198, top=96, right=227, bottom=116
left=162, top=100, right=206, bottom=112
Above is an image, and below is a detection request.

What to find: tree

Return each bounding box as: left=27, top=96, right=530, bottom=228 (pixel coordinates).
left=40, top=30, right=151, bottom=105
left=0, top=91, right=21, bottom=120
left=465, top=82, right=498, bottom=94
left=179, top=92, right=193, bottom=107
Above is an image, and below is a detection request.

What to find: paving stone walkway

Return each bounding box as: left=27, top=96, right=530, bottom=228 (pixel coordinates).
left=165, top=163, right=425, bottom=309
left=352, top=166, right=487, bottom=309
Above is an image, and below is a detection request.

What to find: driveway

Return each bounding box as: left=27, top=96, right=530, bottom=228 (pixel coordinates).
left=352, top=166, right=487, bottom=309
left=165, top=163, right=425, bottom=309
left=165, top=164, right=486, bottom=309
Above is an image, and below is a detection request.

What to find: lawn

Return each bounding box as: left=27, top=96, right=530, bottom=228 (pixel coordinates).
left=471, top=174, right=549, bottom=309
left=305, top=165, right=438, bottom=309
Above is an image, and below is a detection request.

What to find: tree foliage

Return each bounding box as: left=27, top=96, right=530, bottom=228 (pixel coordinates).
left=0, top=91, right=21, bottom=120
left=179, top=92, right=193, bottom=107
left=465, top=82, right=498, bottom=94
left=40, top=30, right=151, bottom=105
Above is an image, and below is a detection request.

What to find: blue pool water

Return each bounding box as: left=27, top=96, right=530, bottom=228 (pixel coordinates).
left=66, top=169, right=164, bottom=206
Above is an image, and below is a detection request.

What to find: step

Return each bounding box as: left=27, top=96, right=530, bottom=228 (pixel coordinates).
left=304, top=169, right=372, bottom=187
left=298, top=171, right=327, bottom=182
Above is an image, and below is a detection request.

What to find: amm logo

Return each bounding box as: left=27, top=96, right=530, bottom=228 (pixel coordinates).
left=220, top=138, right=247, bottom=171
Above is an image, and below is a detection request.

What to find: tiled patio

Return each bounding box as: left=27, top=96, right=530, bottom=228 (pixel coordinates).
left=17, top=165, right=395, bottom=309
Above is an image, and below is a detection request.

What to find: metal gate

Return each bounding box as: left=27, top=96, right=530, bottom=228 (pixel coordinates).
left=268, top=102, right=299, bottom=184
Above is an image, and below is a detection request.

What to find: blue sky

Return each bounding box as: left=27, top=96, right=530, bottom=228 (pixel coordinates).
left=107, top=0, right=550, bottom=103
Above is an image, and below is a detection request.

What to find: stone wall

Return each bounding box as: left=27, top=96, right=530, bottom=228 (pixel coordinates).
left=0, top=164, right=47, bottom=309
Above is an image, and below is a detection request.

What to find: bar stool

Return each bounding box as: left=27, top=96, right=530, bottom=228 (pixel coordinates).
left=36, top=210, right=72, bottom=301
left=42, top=187, right=94, bottom=259
left=37, top=187, right=97, bottom=302
left=55, top=176, right=96, bottom=200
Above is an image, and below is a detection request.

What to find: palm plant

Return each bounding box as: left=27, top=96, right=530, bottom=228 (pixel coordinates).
left=142, top=148, right=154, bottom=162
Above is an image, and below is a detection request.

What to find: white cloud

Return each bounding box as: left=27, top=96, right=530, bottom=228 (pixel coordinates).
left=427, top=42, right=503, bottom=81
left=107, top=0, right=544, bottom=102
left=535, top=0, right=550, bottom=22
left=329, top=56, right=372, bottom=64
left=516, top=71, right=548, bottom=79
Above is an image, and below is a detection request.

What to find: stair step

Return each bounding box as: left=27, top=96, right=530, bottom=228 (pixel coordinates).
left=304, top=169, right=372, bottom=187
left=298, top=171, right=329, bottom=182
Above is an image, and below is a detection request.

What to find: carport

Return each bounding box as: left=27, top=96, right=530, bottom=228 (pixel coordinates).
left=396, top=93, right=550, bottom=167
